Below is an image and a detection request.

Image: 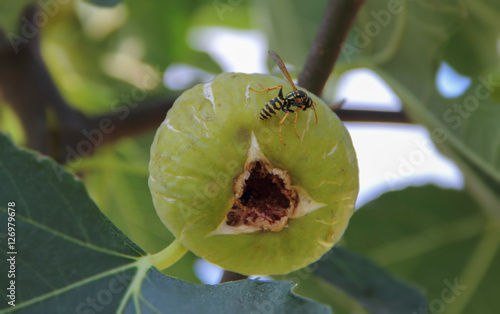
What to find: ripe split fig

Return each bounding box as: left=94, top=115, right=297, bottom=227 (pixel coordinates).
left=149, top=73, right=359, bottom=275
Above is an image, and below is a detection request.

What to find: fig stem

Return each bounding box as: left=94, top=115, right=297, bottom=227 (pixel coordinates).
left=149, top=239, right=188, bottom=270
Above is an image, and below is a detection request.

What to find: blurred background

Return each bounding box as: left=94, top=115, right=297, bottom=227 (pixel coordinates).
left=1, top=0, right=499, bottom=313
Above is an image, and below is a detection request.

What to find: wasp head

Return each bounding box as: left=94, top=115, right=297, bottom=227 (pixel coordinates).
left=294, top=90, right=313, bottom=110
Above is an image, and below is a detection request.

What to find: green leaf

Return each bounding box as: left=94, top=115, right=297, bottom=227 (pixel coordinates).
left=311, top=247, right=428, bottom=314
left=0, top=133, right=331, bottom=313
left=343, top=186, right=500, bottom=314
left=0, top=132, right=144, bottom=311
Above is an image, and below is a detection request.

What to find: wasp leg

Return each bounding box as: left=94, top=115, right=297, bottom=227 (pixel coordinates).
left=278, top=111, right=291, bottom=146
left=293, top=110, right=300, bottom=138
left=249, top=84, right=284, bottom=93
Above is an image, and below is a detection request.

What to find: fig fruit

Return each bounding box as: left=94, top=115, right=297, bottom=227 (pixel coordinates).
left=149, top=72, right=358, bottom=275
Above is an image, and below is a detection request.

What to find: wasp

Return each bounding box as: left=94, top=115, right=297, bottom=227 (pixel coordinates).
left=250, top=50, right=317, bottom=145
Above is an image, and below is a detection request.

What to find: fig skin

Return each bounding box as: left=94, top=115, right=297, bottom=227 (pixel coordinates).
left=149, top=72, right=359, bottom=275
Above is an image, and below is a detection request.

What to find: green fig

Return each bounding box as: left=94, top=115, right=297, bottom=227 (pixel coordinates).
left=149, top=72, right=358, bottom=275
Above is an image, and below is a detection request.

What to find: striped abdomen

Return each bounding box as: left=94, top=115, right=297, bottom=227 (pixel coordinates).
left=259, top=98, right=285, bottom=120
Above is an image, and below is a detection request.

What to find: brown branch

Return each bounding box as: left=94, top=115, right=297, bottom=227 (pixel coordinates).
left=88, top=98, right=176, bottom=145
left=0, top=5, right=95, bottom=158
left=334, top=108, right=411, bottom=124
left=298, top=0, right=365, bottom=96
left=0, top=5, right=49, bottom=153
left=59, top=97, right=175, bottom=164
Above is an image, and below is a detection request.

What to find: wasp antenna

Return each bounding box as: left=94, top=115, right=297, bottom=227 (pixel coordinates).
left=268, top=50, right=297, bottom=91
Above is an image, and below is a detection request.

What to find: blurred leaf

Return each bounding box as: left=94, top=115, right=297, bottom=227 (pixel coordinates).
left=277, top=246, right=428, bottom=314
left=255, top=0, right=327, bottom=74
left=0, top=0, right=34, bottom=33
left=0, top=105, right=24, bottom=145
left=343, top=186, right=500, bottom=314
left=437, top=140, right=500, bottom=218
left=190, top=2, right=252, bottom=29
left=121, top=1, right=214, bottom=69
left=41, top=0, right=221, bottom=114
left=338, top=0, right=500, bottom=214
left=0, top=133, right=332, bottom=313
left=443, top=19, right=498, bottom=77
left=337, top=0, right=463, bottom=68
left=443, top=0, right=500, bottom=76
left=72, top=134, right=174, bottom=254
left=278, top=271, right=367, bottom=314
left=310, top=246, right=428, bottom=314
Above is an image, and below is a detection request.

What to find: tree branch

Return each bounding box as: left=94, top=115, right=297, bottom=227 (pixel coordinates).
left=298, top=0, right=365, bottom=96
left=87, top=98, right=176, bottom=146
left=57, top=97, right=176, bottom=164
left=335, top=108, right=411, bottom=124
left=0, top=5, right=49, bottom=153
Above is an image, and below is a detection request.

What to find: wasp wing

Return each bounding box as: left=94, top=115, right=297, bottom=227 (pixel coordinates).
left=268, top=50, right=297, bottom=91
